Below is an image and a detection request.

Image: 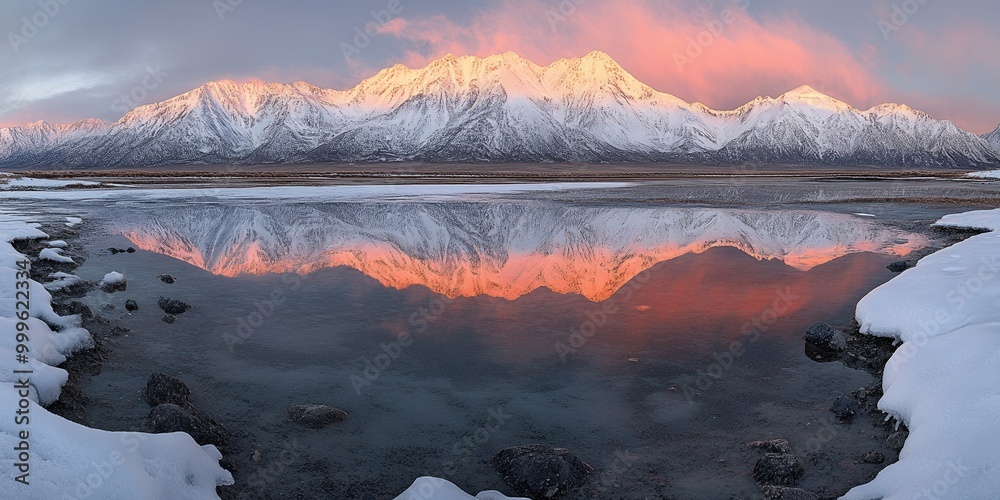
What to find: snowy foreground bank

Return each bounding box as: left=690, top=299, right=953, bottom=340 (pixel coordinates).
left=844, top=208, right=1000, bottom=499
left=0, top=212, right=233, bottom=499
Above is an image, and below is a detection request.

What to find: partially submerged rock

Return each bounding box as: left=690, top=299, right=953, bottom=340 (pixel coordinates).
left=749, top=439, right=804, bottom=486
left=886, top=260, right=912, bottom=273
left=157, top=274, right=176, bottom=284
left=144, top=372, right=193, bottom=407
left=490, top=444, right=594, bottom=499
left=99, top=271, right=127, bottom=293
left=157, top=296, right=191, bottom=314
left=125, top=299, right=139, bottom=311
left=804, top=322, right=847, bottom=352
left=831, top=394, right=862, bottom=421
left=162, top=314, right=176, bottom=323
left=147, top=403, right=229, bottom=447
left=286, top=404, right=348, bottom=428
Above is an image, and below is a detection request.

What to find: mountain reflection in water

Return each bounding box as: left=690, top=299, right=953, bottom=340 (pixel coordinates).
left=119, top=204, right=925, bottom=302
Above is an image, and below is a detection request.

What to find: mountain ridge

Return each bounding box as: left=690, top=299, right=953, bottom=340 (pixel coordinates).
left=1, top=51, right=998, bottom=168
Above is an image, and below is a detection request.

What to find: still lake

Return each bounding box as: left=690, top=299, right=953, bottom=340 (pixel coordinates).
left=51, top=192, right=937, bottom=499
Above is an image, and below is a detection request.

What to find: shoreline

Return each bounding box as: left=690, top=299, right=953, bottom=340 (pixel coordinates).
left=21, top=204, right=985, bottom=499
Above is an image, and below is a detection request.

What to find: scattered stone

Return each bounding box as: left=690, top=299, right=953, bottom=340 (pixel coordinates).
left=157, top=296, right=191, bottom=315
left=886, top=431, right=908, bottom=451
left=147, top=403, right=229, bottom=447
left=761, top=485, right=819, bottom=500
left=109, top=247, right=120, bottom=255
left=831, top=394, right=862, bottom=421
left=99, top=271, right=127, bottom=293
left=100, top=303, right=116, bottom=312
left=110, top=326, right=129, bottom=335
left=804, top=322, right=847, bottom=352
left=162, top=314, right=176, bottom=324
left=126, top=247, right=136, bottom=253
left=490, top=444, right=594, bottom=499
left=124, top=299, right=139, bottom=311
left=286, top=404, right=349, bottom=429
left=886, top=260, right=911, bottom=273
left=157, top=274, right=176, bottom=284
left=251, top=450, right=262, bottom=462
left=117, top=248, right=127, bottom=253
left=861, top=451, right=885, bottom=464
left=144, top=372, right=193, bottom=407
left=749, top=440, right=804, bottom=487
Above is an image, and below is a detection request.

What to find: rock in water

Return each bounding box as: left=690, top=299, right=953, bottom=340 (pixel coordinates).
left=286, top=404, right=348, bottom=428
left=803, top=322, right=847, bottom=352
left=749, top=439, right=804, bottom=486
left=886, top=260, right=911, bottom=273
left=157, top=296, right=191, bottom=314
left=147, top=403, right=229, bottom=447
left=831, top=394, right=862, bottom=421
left=761, top=485, right=819, bottom=500
left=162, top=314, right=176, bottom=324
left=125, top=299, right=139, bottom=311
left=157, top=274, right=176, bottom=284
left=144, top=372, right=193, bottom=407
left=99, top=271, right=127, bottom=293
left=490, top=445, right=594, bottom=499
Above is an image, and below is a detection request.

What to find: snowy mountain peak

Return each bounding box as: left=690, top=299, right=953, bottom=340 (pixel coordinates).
left=1, top=51, right=998, bottom=168
left=777, top=85, right=853, bottom=112
left=984, top=124, right=1000, bottom=153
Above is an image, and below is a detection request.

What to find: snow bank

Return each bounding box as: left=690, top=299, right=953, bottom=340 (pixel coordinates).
left=0, top=386, right=233, bottom=499
left=0, top=212, right=232, bottom=498
left=844, top=208, right=1000, bottom=499
left=0, top=174, right=100, bottom=190
left=394, top=477, right=526, bottom=500
left=47, top=240, right=68, bottom=248
left=966, top=170, right=1000, bottom=179
left=42, top=272, right=82, bottom=292
left=39, top=247, right=74, bottom=264
left=65, top=216, right=83, bottom=227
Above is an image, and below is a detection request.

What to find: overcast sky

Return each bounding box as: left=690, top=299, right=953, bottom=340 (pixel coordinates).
left=1, top=0, right=997, bottom=133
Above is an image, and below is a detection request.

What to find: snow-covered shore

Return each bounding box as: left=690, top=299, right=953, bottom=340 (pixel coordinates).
left=0, top=211, right=233, bottom=499
left=844, top=208, right=1000, bottom=499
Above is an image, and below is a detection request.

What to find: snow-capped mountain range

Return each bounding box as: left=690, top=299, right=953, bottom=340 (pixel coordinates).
left=2, top=51, right=998, bottom=168
left=118, top=204, right=926, bottom=301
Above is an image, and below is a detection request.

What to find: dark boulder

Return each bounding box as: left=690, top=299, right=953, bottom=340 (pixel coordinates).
left=804, top=322, right=847, bottom=352
left=157, top=274, right=176, bottom=284
left=157, top=296, right=191, bottom=314
left=162, top=314, right=176, bottom=323
left=144, top=372, right=193, bottom=407
left=125, top=299, right=139, bottom=311
left=749, top=440, right=803, bottom=486
left=286, top=404, right=348, bottom=428
left=831, top=394, right=862, bottom=421
left=126, top=247, right=136, bottom=253
left=886, top=261, right=911, bottom=273
left=490, top=445, right=594, bottom=499
left=147, top=403, right=229, bottom=447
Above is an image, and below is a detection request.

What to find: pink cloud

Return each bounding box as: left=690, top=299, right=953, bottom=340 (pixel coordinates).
left=376, top=0, right=885, bottom=111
